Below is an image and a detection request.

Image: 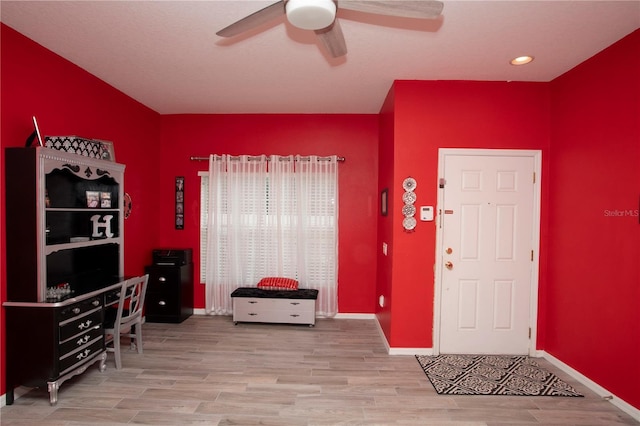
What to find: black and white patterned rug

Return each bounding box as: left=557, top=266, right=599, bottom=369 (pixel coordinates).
left=416, top=354, right=583, bottom=397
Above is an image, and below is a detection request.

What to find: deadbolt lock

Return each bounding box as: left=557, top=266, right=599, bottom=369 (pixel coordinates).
left=446, top=248, right=453, bottom=254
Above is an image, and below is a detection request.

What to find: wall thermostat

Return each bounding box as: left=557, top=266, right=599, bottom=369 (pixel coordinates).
left=420, top=206, right=434, bottom=221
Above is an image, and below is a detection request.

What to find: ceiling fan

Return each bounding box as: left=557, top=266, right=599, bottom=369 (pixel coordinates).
left=216, top=0, right=444, bottom=58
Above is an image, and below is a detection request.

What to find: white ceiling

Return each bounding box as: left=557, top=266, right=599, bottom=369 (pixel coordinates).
left=1, top=1, right=638, bottom=114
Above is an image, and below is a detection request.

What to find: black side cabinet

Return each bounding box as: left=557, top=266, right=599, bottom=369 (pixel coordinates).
left=144, top=263, right=193, bottom=323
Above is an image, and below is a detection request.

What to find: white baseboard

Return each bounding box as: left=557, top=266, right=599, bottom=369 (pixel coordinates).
left=373, top=317, right=391, bottom=353
left=371, top=316, right=433, bottom=356
left=539, top=351, right=640, bottom=422
left=333, top=313, right=376, bottom=319
left=389, top=347, right=434, bottom=356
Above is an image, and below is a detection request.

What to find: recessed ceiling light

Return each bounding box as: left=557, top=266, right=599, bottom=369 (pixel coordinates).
left=510, top=56, right=534, bottom=66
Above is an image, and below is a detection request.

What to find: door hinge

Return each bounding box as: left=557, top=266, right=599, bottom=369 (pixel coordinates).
left=533, top=172, right=536, bottom=184
left=529, top=328, right=532, bottom=339
left=531, top=250, right=534, bottom=261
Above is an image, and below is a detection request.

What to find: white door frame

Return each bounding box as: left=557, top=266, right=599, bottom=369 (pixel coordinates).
left=433, top=148, right=542, bottom=356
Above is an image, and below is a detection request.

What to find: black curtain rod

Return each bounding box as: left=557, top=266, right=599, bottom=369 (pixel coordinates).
left=190, top=155, right=345, bottom=162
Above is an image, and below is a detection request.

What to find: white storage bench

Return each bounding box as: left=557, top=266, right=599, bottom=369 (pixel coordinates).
left=231, top=287, right=318, bottom=327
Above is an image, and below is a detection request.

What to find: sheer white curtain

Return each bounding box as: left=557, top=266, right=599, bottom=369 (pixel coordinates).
left=204, top=154, right=338, bottom=317
left=268, top=156, right=297, bottom=278
left=294, top=155, right=338, bottom=316
left=204, top=155, right=268, bottom=314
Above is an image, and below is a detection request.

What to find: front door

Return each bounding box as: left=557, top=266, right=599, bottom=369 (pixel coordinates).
left=436, top=149, right=541, bottom=355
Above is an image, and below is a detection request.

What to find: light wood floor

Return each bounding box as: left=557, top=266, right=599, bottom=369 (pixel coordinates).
left=2, top=316, right=638, bottom=425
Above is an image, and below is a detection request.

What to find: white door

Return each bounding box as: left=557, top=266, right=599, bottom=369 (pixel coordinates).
left=437, top=150, right=540, bottom=355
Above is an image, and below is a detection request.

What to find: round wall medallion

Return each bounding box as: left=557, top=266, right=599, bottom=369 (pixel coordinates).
left=402, top=191, right=417, bottom=204
left=403, top=216, right=417, bottom=231
left=402, top=177, right=417, bottom=191
left=402, top=204, right=416, bottom=217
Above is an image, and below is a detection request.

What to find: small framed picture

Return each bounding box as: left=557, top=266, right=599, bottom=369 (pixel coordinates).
left=97, top=140, right=115, bottom=161
left=86, top=191, right=100, bottom=208
left=100, top=192, right=112, bottom=208
left=175, top=176, right=185, bottom=230
left=381, top=188, right=388, bottom=216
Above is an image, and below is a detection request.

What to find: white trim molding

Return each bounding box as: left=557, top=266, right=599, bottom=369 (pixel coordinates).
left=374, top=317, right=391, bottom=353
left=539, top=351, right=640, bottom=422
left=373, top=316, right=433, bottom=356
left=389, top=347, right=434, bottom=356
left=333, top=313, right=376, bottom=320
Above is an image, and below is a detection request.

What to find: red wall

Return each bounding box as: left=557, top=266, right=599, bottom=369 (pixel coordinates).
left=0, top=24, right=161, bottom=395
left=377, top=80, right=551, bottom=348
left=376, top=88, right=396, bottom=341
left=547, top=29, right=640, bottom=409
left=158, top=114, right=379, bottom=312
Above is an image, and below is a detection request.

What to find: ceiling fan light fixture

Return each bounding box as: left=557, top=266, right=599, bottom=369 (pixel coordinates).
left=510, top=55, right=534, bottom=66
left=286, top=0, right=336, bottom=30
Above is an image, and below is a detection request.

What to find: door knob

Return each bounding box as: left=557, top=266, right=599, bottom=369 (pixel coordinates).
left=445, top=261, right=453, bottom=270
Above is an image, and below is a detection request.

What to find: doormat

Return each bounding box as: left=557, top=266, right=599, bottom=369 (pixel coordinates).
left=416, top=354, right=583, bottom=397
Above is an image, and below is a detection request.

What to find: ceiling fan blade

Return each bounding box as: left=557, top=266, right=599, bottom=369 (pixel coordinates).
left=315, top=19, right=348, bottom=58
left=339, top=0, right=444, bottom=19
left=216, top=1, right=286, bottom=37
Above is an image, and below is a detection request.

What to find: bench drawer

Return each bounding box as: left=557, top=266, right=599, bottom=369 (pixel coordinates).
left=233, top=297, right=315, bottom=325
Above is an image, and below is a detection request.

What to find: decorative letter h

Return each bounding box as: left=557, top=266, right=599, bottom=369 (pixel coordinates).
left=91, top=215, right=114, bottom=238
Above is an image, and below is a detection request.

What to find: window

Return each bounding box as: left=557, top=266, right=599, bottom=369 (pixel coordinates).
left=199, top=155, right=338, bottom=316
